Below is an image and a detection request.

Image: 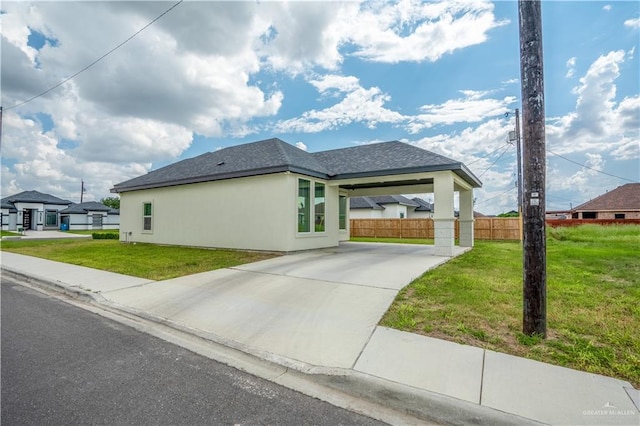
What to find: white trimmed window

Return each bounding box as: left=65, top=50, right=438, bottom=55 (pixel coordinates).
left=298, top=179, right=326, bottom=234
left=143, top=202, right=153, bottom=232
left=339, top=195, right=347, bottom=230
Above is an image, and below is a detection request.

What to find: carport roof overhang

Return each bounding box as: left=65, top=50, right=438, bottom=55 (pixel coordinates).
left=327, top=163, right=481, bottom=196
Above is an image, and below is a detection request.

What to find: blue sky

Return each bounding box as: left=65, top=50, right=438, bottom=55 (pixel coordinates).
left=1, top=1, right=638, bottom=214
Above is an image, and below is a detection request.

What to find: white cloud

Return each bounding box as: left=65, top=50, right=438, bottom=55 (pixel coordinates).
left=603, top=5, right=612, bottom=12
left=344, top=0, right=508, bottom=63
left=547, top=50, right=639, bottom=160
left=295, top=141, right=308, bottom=151
left=276, top=76, right=406, bottom=133
left=565, top=57, right=576, bottom=78
left=624, top=17, right=640, bottom=29
left=1, top=109, right=149, bottom=202
left=547, top=153, right=609, bottom=202
left=407, top=90, right=516, bottom=133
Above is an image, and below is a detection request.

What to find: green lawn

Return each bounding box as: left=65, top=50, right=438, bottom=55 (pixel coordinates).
left=381, top=224, right=640, bottom=387
left=0, top=239, right=279, bottom=281
left=1, top=231, right=21, bottom=237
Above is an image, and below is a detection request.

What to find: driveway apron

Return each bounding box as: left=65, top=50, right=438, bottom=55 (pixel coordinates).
left=102, top=242, right=461, bottom=368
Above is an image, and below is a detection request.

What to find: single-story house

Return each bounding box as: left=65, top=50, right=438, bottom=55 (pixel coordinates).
left=409, top=197, right=435, bottom=218
left=1, top=190, right=72, bottom=231
left=349, top=196, right=485, bottom=219
left=571, top=183, right=640, bottom=219
left=58, top=202, right=120, bottom=231
left=349, top=195, right=421, bottom=219
left=112, top=138, right=482, bottom=256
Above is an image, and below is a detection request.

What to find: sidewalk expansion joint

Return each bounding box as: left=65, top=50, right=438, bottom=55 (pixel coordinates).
left=228, top=267, right=400, bottom=291
left=479, top=349, right=486, bottom=405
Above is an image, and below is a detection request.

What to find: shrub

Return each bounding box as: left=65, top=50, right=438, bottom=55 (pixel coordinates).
left=92, top=232, right=119, bottom=240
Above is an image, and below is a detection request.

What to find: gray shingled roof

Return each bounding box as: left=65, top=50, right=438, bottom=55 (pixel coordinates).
left=59, top=202, right=113, bottom=214
left=350, top=196, right=385, bottom=210
left=113, top=139, right=482, bottom=193
left=113, top=138, right=330, bottom=193
left=412, top=197, right=434, bottom=212
left=1, top=190, right=73, bottom=209
left=350, top=195, right=420, bottom=210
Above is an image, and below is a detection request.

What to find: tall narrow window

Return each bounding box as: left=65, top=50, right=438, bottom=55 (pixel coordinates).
left=143, top=202, right=153, bottom=231
left=339, top=195, right=347, bottom=230
left=315, top=183, right=325, bottom=232
left=298, top=180, right=311, bottom=232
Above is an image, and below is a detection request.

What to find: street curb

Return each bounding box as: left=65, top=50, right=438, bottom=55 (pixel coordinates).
left=2, top=267, right=105, bottom=304
left=2, top=266, right=543, bottom=426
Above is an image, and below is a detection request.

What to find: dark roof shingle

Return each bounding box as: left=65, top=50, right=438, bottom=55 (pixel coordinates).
left=1, top=190, right=72, bottom=208
left=59, top=202, right=113, bottom=214
left=113, top=139, right=482, bottom=192
left=574, top=183, right=640, bottom=211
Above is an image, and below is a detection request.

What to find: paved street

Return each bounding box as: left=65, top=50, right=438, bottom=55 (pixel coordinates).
left=1, top=277, right=385, bottom=426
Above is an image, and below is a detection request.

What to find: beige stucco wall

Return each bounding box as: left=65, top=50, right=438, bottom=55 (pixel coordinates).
left=408, top=210, right=433, bottom=219
left=119, top=172, right=340, bottom=252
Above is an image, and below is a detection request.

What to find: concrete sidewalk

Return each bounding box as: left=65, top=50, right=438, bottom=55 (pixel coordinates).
left=1, top=230, right=92, bottom=240
left=1, top=247, right=638, bottom=425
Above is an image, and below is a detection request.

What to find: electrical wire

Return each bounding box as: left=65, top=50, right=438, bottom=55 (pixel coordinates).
left=477, top=143, right=513, bottom=178
left=475, top=186, right=517, bottom=206
left=5, top=0, right=184, bottom=111
left=466, top=142, right=511, bottom=166
left=547, top=149, right=638, bottom=183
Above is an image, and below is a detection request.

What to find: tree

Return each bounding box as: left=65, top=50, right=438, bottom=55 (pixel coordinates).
left=498, top=211, right=519, bottom=217
left=100, top=196, right=120, bottom=210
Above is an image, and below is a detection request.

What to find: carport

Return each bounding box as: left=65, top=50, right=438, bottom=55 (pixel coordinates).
left=316, top=142, right=482, bottom=256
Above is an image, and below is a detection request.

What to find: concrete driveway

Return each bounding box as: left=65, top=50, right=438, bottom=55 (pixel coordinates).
left=103, top=242, right=468, bottom=369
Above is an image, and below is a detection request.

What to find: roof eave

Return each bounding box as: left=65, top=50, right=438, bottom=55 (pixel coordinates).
left=112, top=165, right=330, bottom=193
left=332, top=163, right=482, bottom=188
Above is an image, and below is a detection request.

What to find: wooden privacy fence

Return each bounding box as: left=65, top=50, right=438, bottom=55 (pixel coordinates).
left=350, top=218, right=522, bottom=241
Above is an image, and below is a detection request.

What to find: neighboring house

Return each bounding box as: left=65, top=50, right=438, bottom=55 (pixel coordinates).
left=546, top=210, right=571, bottom=220
left=349, top=195, right=420, bottom=219
left=112, top=138, right=482, bottom=255
left=572, top=183, right=640, bottom=219
left=1, top=190, right=72, bottom=231
left=58, top=202, right=120, bottom=231
left=409, top=197, right=434, bottom=218
left=350, top=195, right=482, bottom=219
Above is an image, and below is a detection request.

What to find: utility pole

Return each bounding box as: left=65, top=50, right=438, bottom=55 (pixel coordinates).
left=515, top=108, right=523, bottom=241
left=515, top=108, right=522, bottom=211
left=81, top=180, right=85, bottom=203
left=509, top=109, right=524, bottom=240
left=0, top=106, right=4, bottom=149
left=519, top=0, right=547, bottom=337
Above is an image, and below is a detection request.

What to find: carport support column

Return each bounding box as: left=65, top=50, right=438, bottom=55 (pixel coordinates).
left=459, top=188, right=474, bottom=248
left=433, top=173, right=455, bottom=257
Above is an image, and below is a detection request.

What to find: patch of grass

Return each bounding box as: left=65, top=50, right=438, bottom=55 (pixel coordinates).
left=351, top=237, right=434, bottom=245
left=0, top=239, right=278, bottom=281
left=381, top=224, right=640, bottom=388
left=1, top=231, right=21, bottom=237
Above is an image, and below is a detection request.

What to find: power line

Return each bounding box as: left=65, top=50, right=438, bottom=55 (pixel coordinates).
left=547, top=149, right=638, bottom=183
left=475, top=185, right=516, bottom=206
left=467, top=142, right=511, bottom=165
left=5, top=0, right=183, bottom=111
left=478, top=143, right=513, bottom=178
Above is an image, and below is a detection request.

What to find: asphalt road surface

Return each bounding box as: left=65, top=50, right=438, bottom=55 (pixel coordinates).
left=1, top=277, right=385, bottom=425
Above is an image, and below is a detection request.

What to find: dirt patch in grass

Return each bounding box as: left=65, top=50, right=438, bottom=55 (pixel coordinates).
left=381, top=225, right=640, bottom=388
